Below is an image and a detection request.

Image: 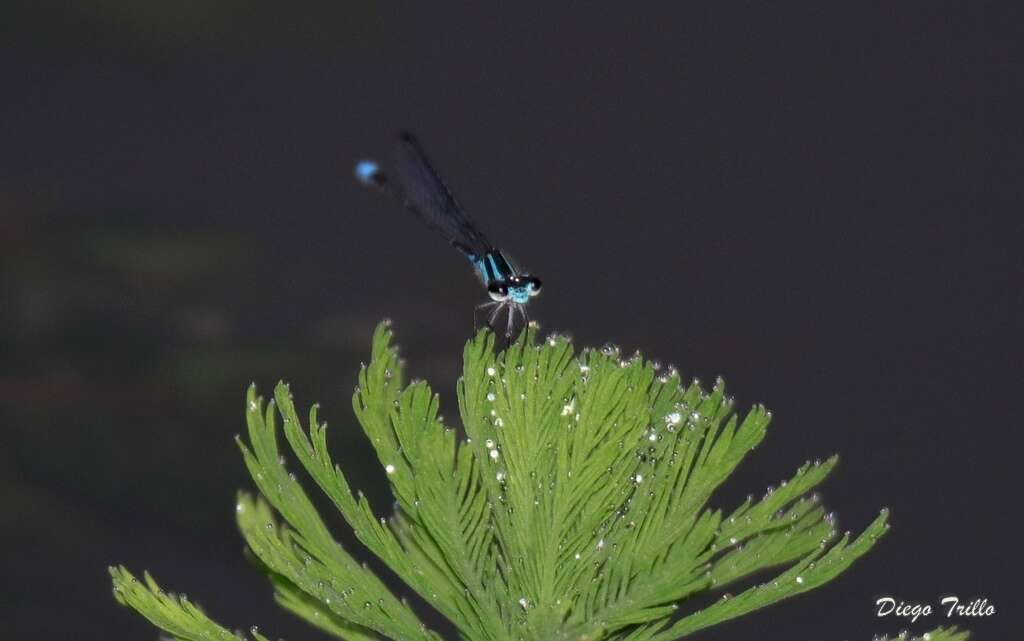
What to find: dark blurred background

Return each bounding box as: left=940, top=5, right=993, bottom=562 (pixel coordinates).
left=2, top=2, right=1018, bottom=640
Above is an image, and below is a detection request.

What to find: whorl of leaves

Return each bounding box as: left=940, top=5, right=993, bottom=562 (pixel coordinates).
left=112, top=322, right=960, bottom=641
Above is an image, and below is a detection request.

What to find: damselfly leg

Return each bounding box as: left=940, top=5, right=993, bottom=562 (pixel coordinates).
left=473, top=301, right=527, bottom=341
left=488, top=303, right=505, bottom=330
left=474, top=301, right=500, bottom=333
left=506, top=305, right=520, bottom=340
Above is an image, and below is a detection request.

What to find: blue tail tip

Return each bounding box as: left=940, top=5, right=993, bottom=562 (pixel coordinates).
left=355, top=160, right=379, bottom=184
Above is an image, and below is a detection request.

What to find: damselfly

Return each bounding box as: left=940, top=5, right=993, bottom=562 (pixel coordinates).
left=355, top=132, right=542, bottom=337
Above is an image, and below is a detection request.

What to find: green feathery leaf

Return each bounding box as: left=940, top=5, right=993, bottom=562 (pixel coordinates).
left=112, top=321, right=965, bottom=641
left=110, top=566, right=273, bottom=641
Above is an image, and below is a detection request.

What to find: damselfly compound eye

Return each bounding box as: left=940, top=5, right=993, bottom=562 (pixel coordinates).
left=526, top=276, right=542, bottom=295
left=488, top=282, right=509, bottom=301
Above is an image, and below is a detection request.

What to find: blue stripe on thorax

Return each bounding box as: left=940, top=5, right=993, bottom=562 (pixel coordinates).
left=472, top=250, right=516, bottom=284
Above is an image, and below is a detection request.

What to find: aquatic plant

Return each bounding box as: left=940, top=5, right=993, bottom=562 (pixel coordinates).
left=111, top=322, right=967, bottom=641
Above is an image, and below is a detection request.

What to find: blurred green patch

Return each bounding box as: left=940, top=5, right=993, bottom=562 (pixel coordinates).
left=162, top=346, right=323, bottom=402
left=83, top=230, right=245, bottom=281
left=3, top=208, right=376, bottom=543
left=2, top=0, right=381, bottom=52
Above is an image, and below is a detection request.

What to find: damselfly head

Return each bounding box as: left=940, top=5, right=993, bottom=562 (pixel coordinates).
left=505, top=275, right=542, bottom=304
